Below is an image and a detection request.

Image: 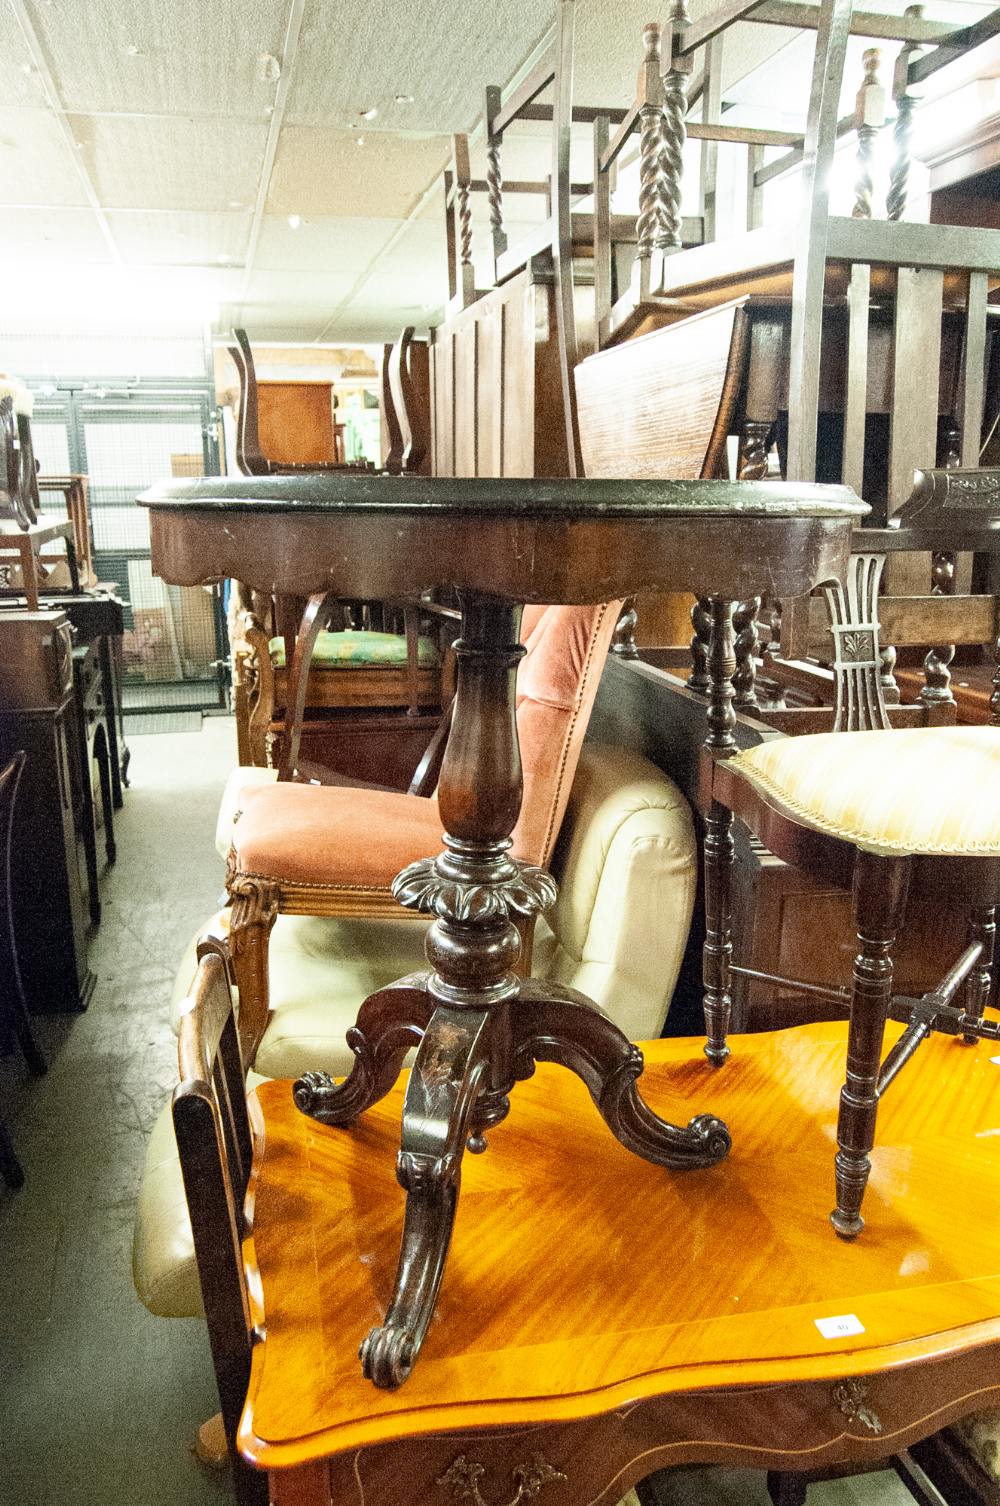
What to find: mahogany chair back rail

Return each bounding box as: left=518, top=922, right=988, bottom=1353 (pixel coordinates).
left=381, top=328, right=431, bottom=477
left=172, top=945, right=267, bottom=1506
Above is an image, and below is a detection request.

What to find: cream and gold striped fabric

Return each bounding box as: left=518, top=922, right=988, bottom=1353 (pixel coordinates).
left=731, top=726, right=1000, bottom=858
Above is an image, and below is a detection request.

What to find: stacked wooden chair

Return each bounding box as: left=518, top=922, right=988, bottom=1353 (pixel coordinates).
left=227, top=328, right=449, bottom=778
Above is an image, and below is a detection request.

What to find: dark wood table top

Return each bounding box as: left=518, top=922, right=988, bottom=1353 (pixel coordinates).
left=140, top=474, right=865, bottom=604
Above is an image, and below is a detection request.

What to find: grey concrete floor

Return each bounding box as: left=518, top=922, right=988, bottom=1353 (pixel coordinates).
left=0, top=715, right=235, bottom=1506
left=0, top=717, right=915, bottom=1506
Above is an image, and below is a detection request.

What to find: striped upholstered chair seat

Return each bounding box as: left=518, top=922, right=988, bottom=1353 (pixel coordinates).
left=729, top=725, right=1000, bottom=857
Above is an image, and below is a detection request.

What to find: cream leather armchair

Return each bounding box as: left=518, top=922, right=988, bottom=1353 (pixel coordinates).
left=134, top=739, right=697, bottom=1319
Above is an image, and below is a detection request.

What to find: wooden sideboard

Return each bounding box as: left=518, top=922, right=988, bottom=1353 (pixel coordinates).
left=256, top=382, right=342, bottom=467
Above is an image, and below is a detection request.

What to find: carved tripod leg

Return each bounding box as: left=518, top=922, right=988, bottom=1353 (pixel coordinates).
left=360, top=1004, right=491, bottom=1388
left=703, top=800, right=735, bottom=1066
left=963, top=906, right=996, bottom=1045
left=831, top=853, right=911, bottom=1240
left=513, top=979, right=731, bottom=1169
left=294, top=975, right=435, bottom=1125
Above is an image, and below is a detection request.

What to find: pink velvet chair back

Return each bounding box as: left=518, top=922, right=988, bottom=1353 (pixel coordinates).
left=510, top=603, right=621, bottom=867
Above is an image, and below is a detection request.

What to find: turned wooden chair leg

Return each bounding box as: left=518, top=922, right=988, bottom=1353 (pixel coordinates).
left=702, top=799, right=735, bottom=1066
left=832, top=852, right=911, bottom=1239
left=963, top=905, right=996, bottom=1044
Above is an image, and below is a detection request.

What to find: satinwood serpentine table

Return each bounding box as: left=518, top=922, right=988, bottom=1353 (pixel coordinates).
left=141, top=473, right=864, bottom=1388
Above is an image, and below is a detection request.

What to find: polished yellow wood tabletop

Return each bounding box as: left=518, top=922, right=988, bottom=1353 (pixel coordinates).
left=240, top=1022, right=1000, bottom=1473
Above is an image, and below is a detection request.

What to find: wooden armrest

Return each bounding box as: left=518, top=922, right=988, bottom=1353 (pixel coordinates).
left=292, top=759, right=397, bottom=793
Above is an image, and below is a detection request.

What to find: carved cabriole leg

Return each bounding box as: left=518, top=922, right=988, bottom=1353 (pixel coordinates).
left=703, top=598, right=737, bottom=1066
left=831, top=852, right=911, bottom=1239
left=293, top=977, right=435, bottom=1123
left=963, top=906, right=996, bottom=1045
left=515, top=981, right=730, bottom=1167
left=225, top=852, right=279, bottom=1066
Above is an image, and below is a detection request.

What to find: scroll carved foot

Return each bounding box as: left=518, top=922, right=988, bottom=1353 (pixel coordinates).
left=293, top=976, right=434, bottom=1126
left=514, top=980, right=731, bottom=1170
left=361, top=1004, right=491, bottom=1387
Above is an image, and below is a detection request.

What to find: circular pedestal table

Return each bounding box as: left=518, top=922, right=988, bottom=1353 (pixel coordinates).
left=141, top=473, right=865, bottom=1388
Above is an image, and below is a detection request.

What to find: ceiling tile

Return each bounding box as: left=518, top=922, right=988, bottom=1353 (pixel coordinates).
left=71, top=114, right=268, bottom=211
left=24, top=0, right=288, bottom=118
left=254, top=214, right=402, bottom=272
left=266, top=127, right=450, bottom=217
left=285, top=0, right=551, bottom=132
left=0, top=206, right=111, bottom=265
left=240, top=269, right=361, bottom=335
left=0, top=106, right=87, bottom=206
left=223, top=302, right=327, bottom=341
left=0, top=7, right=49, bottom=107
left=107, top=210, right=253, bottom=267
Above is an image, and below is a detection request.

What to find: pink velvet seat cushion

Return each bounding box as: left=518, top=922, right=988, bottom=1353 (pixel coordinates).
left=233, top=783, right=443, bottom=889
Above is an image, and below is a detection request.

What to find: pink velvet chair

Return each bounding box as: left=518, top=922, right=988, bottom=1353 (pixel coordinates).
left=224, top=603, right=621, bottom=1060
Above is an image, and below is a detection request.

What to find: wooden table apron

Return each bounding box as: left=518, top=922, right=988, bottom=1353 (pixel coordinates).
left=141, top=474, right=865, bottom=1391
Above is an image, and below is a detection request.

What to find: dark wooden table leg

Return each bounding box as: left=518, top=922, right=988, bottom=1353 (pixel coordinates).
left=514, top=980, right=730, bottom=1167
left=294, top=978, right=434, bottom=1123
left=359, top=1005, right=492, bottom=1388
left=831, top=852, right=911, bottom=1239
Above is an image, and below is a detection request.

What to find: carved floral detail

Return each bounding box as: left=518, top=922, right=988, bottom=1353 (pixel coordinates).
left=396, top=1148, right=459, bottom=1195
left=392, top=857, right=557, bottom=922
left=437, top=1453, right=567, bottom=1506
left=225, top=848, right=280, bottom=953
left=832, top=1378, right=883, bottom=1435
left=838, top=629, right=875, bottom=663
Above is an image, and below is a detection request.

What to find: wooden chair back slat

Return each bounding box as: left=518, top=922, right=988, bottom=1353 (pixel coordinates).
left=842, top=263, right=872, bottom=496
left=962, top=271, right=990, bottom=467
left=889, top=268, right=946, bottom=514
left=172, top=949, right=266, bottom=1506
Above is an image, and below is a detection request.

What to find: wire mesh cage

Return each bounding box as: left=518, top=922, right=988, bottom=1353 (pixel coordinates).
left=26, top=381, right=226, bottom=713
